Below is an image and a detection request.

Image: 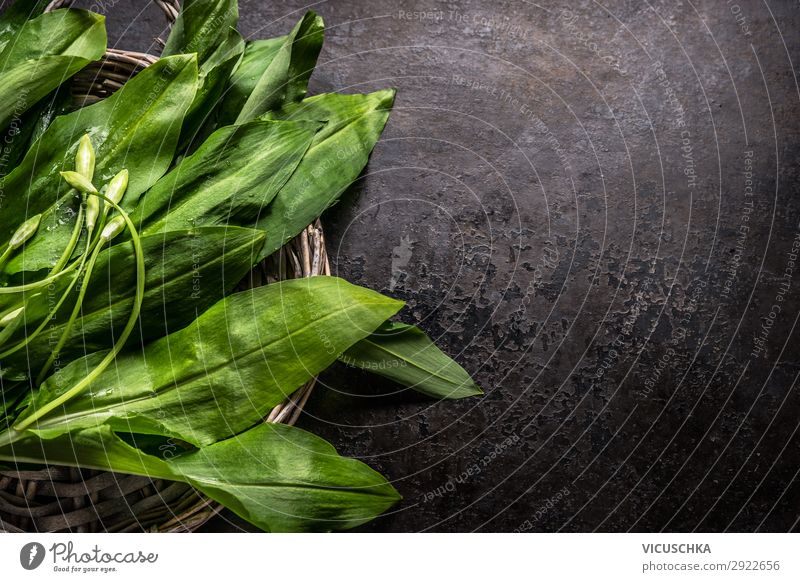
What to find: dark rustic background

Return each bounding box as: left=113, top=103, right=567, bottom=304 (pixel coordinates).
left=77, top=0, right=800, bottom=532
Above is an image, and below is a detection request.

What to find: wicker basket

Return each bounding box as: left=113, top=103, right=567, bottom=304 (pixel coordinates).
left=0, top=0, right=331, bottom=533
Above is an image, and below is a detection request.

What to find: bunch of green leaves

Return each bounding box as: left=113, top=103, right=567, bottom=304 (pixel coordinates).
left=0, top=0, right=481, bottom=532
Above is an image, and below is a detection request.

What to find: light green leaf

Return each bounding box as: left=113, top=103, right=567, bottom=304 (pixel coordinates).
left=16, top=277, right=403, bottom=446
left=0, top=9, right=106, bottom=129
left=0, top=54, right=198, bottom=276
left=0, top=422, right=400, bottom=532
left=230, top=11, right=324, bottom=124
left=135, top=119, right=320, bottom=234
left=255, top=89, right=395, bottom=259
left=341, top=322, right=483, bottom=399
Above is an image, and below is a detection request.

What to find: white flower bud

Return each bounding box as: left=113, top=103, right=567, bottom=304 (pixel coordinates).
left=9, top=214, right=42, bottom=249
left=60, top=170, right=98, bottom=195
left=75, top=134, right=95, bottom=181
left=104, top=169, right=129, bottom=208
left=100, top=215, right=126, bottom=242
left=0, top=306, right=24, bottom=327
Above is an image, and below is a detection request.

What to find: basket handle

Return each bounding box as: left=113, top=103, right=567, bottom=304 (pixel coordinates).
left=44, top=1, right=180, bottom=27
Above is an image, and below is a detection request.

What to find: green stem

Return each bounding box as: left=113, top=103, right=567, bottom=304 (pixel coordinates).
left=0, top=429, right=22, bottom=450
left=0, top=259, right=81, bottom=295
left=49, top=200, right=85, bottom=276
left=15, top=199, right=145, bottom=432
left=34, top=241, right=102, bottom=385
left=0, top=239, right=91, bottom=360
left=0, top=245, right=12, bottom=271
left=0, top=200, right=85, bottom=297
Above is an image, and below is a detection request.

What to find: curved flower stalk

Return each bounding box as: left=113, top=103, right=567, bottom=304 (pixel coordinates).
left=31, top=169, right=142, bottom=393
left=0, top=214, right=42, bottom=271
left=0, top=137, right=144, bottom=393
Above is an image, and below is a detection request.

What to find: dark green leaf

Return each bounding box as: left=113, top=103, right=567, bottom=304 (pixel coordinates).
left=0, top=9, right=106, bottom=129
left=1, top=226, right=265, bottom=379
left=341, top=322, right=483, bottom=399
left=229, top=11, right=324, bottom=124
left=0, top=84, right=74, bottom=177
left=163, top=0, right=244, bottom=149
left=172, top=423, right=401, bottom=532
left=255, top=89, right=395, bottom=259
left=217, top=36, right=284, bottom=125
left=17, top=277, right=403, bottom=446
left=0, top=54, right=199, bottom=276
left=0, top=0, right=50, bottom=49
left=135, top=119, right=320, bottom=234
left=0, top=422, right=400, bottom=532
left=162, top=0, right=238, bottom=64
left=178, top=28, right=244, bottom=149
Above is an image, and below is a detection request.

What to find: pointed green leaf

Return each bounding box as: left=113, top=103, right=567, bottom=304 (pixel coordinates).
left=162, top=0, right=244, bottom=149
left=255, top=89, right=395, bottom=259
left=0, top=55, right=199, bottom=275
left=17, top=277, right=403, bottom=446
left=341, top=322, right=483, bottom=399
left=135, top=119, right=320, bottom=234
left=0, top=9, right=106, bottom=129
left=0, top=422, right=400, bottom=532
left=229, top=11, right=324, bottom=124
left=172, top=423, right=400, bottom=532
left=217, top=36, right=284, bottom=124
left=163, top=0, right=238, bottom=64
left=1, top=226, right=265, bottom=379
left=179, top=28, right=244, bottom=149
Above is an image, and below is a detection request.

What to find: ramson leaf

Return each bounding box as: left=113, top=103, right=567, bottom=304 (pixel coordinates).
left=0, top=0, right=50, bottom=48
left=341, top=322, right=483, bottom=399
left=171, top=422, right=401, bottom=532
left=221, top=11, right=324, bottom=125
left=16, top=277, right=403, bottom=446
left=0, top=422, right=400, bottom=533
left=0, top=55, right=198, bottom=276
left=0, top=227, right=265, bottom=379
left=134, top=119, right=320, bottom=234
left=162, top=0, right=244, bottom=148
left=162, top=0, right=239, bottom=63
left=255, top=90, right=395, bottom=259
left=0, top=9, right=106, bottom=129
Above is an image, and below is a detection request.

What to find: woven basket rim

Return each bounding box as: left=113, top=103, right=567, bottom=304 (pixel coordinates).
left=1, top=0, right=332, bottom=533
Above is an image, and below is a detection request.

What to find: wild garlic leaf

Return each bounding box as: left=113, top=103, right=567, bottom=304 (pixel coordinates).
left=17, top=277, right=403, bottom=446
left=255, top=90, right=395, bottom=259
left=135, top=120, right=320, bottom=234
left=217, top=36, right=284, bottom=125
left=341, top=322, right=484, bottom=399
left=163, top=0, right=244, bottom=149
left=0, top=227, right=265, bottom=379
left=0, top=422, right=400, bottom=532
left=171, top=422, right=401, bottom=532
left=0, top=55, right=198, bottom=276
left=0, top=0, right=50, bottom=47
left=162, top=0, right=239, bottom=64
left=228, top=11, right=324, bottom=125
left=0, top=9, right=106, bottom=129
left=178, top=28, right=244, bottom=150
